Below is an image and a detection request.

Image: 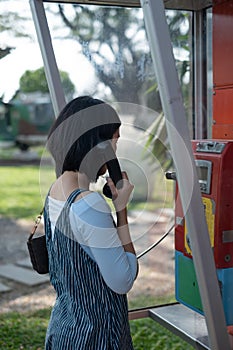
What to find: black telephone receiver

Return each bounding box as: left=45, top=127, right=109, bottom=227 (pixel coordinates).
left=103, top=157, right=123, bottom=198
left=98, top=140, right=123, bottom=199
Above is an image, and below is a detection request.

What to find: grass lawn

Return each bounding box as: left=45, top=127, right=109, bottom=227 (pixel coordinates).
left=0, top=166, right=55, bottom=220
left=0, top=165, right=173, bottom=220
left=0, top=307, right=193, bottom=350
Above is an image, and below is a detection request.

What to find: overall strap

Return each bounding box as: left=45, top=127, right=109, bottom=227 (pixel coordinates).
left=44, top=188, right=88, bottom=214
left=53, top=188, right=88, bottom=240
left=66, top=188, right=88, bottom=206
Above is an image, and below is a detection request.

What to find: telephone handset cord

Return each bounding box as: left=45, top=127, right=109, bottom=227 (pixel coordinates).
left=137, top=223, right=175, bottom=260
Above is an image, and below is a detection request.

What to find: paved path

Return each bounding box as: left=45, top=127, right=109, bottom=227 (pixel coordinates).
left=0, top=215, right=50, bottom=294
left=0, top=257, right=49, bottom=293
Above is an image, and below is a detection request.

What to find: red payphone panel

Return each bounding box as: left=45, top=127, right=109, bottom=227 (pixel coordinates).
left=212, top=0, right=233, bottom=139
left=175, top=139, right=233, bottom=269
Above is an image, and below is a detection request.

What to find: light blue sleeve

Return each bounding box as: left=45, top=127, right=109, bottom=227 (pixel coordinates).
left=81, top=245, right=138, bottom=294
left=70, top=193, right=138, bottom=294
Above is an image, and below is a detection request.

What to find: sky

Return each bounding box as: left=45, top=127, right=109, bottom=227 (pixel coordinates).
left=0, top=38, right=93, bottom=101
left=0, top=0, right=94, bottom=102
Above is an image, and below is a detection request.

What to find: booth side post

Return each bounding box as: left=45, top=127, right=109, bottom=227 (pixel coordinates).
left=29, top=0, right=66, bottom=116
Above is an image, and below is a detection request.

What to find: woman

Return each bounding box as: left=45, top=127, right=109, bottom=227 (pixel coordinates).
left=44, top=96, right=138, bottom=349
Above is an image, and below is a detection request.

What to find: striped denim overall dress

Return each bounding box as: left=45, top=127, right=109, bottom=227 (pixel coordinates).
left=44, top=189, right=134, bottom=349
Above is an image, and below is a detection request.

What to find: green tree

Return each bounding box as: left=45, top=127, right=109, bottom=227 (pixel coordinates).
left=56, top=4, right=190, bottom=111
left=19, top=67, right=75, bottom=99
left=0, top=0, right=32, bottom=61
left=58, top=4, right=150, bottom=105
left=55, top=5, right=190, bottom=170
left=0, top=0, right=30, bottom=39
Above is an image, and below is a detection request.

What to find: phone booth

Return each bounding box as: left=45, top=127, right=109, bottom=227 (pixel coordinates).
left=174, top=0, right=233, bottom=328
left=30, top=0, right=233, bottom=348
left=175, top=139, right=233, bottom=325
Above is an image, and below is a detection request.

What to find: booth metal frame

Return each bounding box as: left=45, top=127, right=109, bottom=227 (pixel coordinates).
left=29, top=1, right=231, bottom=348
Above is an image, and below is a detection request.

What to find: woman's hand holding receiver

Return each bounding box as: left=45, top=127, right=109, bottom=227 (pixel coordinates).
left=107, top=171, right=134, bottom=213
left=107, top=172, right=137, bottom=260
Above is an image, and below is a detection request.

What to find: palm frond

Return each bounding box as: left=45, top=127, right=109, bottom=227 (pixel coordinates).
left=143, top=112, right=173, bottom=171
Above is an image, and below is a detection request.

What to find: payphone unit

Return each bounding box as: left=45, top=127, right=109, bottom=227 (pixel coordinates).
left=175, top=140, right=233, bottom=325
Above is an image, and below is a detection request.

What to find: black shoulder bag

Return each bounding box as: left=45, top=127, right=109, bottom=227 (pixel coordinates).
left=27, top=209, right=49, bottom=274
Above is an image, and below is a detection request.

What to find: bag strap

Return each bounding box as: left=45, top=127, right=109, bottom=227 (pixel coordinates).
left=28, top=209, right=44, bottom=241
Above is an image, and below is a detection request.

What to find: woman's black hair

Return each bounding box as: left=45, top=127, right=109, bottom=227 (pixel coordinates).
left=47, top=96, right=121, bottom=181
